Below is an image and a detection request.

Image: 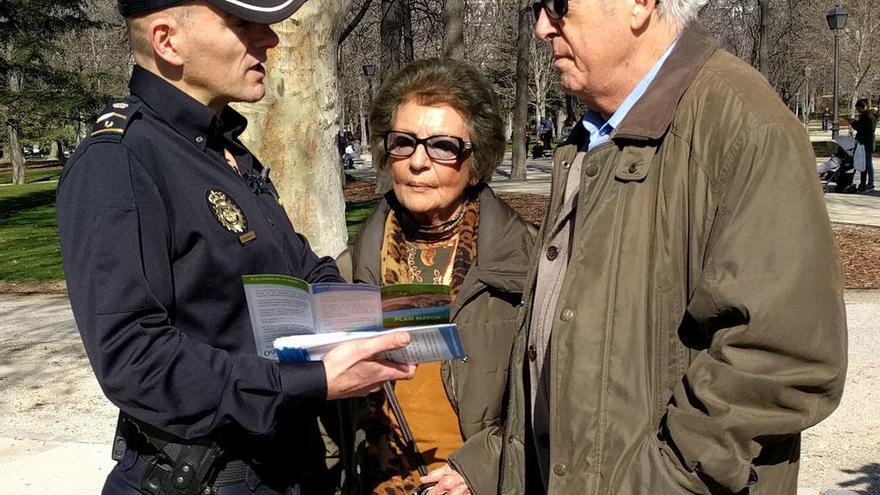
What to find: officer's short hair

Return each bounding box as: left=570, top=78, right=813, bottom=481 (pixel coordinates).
left=125, top=5, right=194, bottom=61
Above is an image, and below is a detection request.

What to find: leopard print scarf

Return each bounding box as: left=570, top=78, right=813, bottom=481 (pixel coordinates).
left=380, top=189, right=479, bottom=301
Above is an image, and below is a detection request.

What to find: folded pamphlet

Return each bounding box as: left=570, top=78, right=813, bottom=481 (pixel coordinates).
left=274, top=324, right=465, bottom=364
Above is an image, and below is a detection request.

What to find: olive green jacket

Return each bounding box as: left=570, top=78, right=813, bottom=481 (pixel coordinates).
left=340, top=184, right=535, bottom=495
left=498, top=27, right=847, bottom=495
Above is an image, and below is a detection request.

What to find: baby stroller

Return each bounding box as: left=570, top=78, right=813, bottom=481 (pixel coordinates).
left=818, top=135, right=857, bottom=193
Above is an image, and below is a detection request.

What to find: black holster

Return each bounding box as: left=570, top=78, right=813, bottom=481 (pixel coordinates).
left=114, top=413, right=231, bottom=495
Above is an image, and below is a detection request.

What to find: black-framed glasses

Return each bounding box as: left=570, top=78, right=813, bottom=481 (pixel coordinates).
left=384, top=131, right=473, bottom=162
left=532, top=0, right=568, bottom=21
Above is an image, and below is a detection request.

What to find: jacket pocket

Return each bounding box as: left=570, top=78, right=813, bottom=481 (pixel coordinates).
left=655, top=287, right=684, bottom=424
left=619, top=436, right=696, bottom=494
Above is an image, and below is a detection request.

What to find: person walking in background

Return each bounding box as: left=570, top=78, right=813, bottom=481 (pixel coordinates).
left=499, top=0, right=847, bottom=493
left=849, top=98, right=876, bottom=191
left=540, top=116, right=554, bottom=151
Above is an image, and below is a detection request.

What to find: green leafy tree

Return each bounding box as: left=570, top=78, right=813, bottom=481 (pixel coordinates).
left=1, top=0, right=114, bottom=184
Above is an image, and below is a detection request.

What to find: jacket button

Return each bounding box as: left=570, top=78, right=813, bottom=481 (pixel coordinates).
left=553, top=463, right=568, bottom=477
left=628, top=163, right=639, bottom=174
left=585, top=163, right=599, bottom=177
left=546, top=246, right=559, bottom=261
left=562, top=161, right=570, bottom=169
left=528, top=344, right=538, bottom=361
left=560, top=309, right=575, bottom=322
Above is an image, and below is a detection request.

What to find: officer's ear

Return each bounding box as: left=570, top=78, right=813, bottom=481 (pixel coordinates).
left=147, top=14, right=186, bottom=69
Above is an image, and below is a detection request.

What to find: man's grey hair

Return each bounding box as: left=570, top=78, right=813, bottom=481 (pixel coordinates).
left=658, top=0, right=709, bottom=31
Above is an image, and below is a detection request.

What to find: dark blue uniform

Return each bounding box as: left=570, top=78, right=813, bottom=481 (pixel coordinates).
left=57, top=66, right=342, bottom=493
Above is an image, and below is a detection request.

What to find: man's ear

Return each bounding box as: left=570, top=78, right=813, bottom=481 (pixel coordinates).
left=630, top=0, right=658, bottom=31
left=148, top=16, right=185, bottom=68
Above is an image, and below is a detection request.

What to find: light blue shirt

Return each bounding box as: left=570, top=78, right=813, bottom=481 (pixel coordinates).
left=582, top=40, right=678, bottom=151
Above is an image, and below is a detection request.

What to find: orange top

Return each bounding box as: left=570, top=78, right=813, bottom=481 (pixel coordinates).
left=390, top=361, right=462, bottom=472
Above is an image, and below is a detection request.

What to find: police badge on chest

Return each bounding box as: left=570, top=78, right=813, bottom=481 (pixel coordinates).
left=206, top=190, right=256, bottom=245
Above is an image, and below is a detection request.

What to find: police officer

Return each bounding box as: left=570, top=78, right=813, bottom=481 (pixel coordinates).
left=56, top=1, right=416, bottom=493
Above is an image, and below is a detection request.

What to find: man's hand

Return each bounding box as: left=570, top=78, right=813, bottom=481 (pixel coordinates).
left=420, top=464, right=472, bottom=495
left=323, top=332, right=417, bottom=400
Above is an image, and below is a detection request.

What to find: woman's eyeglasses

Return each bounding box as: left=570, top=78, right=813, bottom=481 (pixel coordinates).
left=532, top=0, right=568, bottom=21
left=384, top=131, right=473, bottom=162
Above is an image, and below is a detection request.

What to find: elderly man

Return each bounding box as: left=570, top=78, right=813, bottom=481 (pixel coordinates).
left=499, top=1, right=847, bottom=494
left=56, top=1, right=416, bottom=493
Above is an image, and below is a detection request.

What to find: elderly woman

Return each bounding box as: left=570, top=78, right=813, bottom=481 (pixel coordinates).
left=345, top=58, right=535, bottom=495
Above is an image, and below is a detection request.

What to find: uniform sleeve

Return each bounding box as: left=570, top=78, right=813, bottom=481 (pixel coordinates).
left=292, top=230, right=345, bottom=284
left=657, top=123, right=848, bottom=493
left=57, top=143, right=327, bottom=440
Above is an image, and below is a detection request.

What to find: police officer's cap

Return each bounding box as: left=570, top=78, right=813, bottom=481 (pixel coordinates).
left=118, top=0, right=308, bottom=24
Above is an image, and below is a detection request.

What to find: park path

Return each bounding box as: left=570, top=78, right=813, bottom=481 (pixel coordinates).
left=346, top=155, right=880, bottom=228
left=0, top=292, right=878, bottom=494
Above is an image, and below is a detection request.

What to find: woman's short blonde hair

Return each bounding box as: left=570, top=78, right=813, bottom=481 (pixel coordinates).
left=369, top=58, right=505, bottom=183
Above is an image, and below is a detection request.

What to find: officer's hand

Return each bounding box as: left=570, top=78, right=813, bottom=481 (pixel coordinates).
left=323, top=332, right=417, bottom=400
left=420, top=464, right=471, bottom=495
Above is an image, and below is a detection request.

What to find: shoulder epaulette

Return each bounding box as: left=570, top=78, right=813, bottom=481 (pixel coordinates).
left=90, top=98, right=143, bottom=140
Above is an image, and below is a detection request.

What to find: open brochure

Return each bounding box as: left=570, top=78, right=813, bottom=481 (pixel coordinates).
left=242, top=274, right=459, bottom=362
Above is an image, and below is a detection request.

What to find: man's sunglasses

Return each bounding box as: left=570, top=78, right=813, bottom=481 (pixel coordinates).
left=532, top=0, right=568, bottom=21
left=384, top=131, right=473, bottom=162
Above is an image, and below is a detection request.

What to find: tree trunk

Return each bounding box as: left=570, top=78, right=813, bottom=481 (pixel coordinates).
left=379, top=0, right=413, bottom=83
left=375, top=0, right=414, bottom=194
left=8, top=70, right=26, bottom=185
left=555, top=111, right=566, bottom=141
left=235, top=1, right=352, bottom=258
left=757, top=0, right=770, bottom=77
left=443, top=0, right=465, bottom=60
left=6, top=123, right=25, bottom=185
left=510, top=0, right=531, bottom=180
left=401, top=0, right=413, bottom=63
left=49, top=140, right=63, bottom=160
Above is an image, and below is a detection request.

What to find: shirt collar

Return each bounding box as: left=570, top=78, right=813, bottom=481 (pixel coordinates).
left=581, top=37, right=679, bottom=146
left=129, top=66, right=248, bottom=152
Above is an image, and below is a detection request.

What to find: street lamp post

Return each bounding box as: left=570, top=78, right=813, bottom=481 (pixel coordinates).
left=826, top=4, right=848, bottom=139
left=804, top=66, right=812, bottom=127
left=361, top=61, right=376, bottom=137
left=361, top=62, right=377, bottom=140
left=362, top=62, right=377, bottom=99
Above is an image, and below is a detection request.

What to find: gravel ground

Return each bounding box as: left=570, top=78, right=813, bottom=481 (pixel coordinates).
left=799, top=290, right=880, bottom=495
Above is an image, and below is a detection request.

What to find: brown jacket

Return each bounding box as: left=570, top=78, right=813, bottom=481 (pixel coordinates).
left=341, top=185, right=535, bottom=495
left=499, top=27, right=847, bottom=495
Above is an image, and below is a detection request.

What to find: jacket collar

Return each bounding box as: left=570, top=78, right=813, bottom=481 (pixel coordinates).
left=611, top=25, right=718, bottom=142
left=129, top=65, right=249, bottom=152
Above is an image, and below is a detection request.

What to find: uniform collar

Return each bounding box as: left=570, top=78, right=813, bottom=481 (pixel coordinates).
left=611, top=25, right=718, bottom=142
left=129, top=65, right=248, bottom=151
